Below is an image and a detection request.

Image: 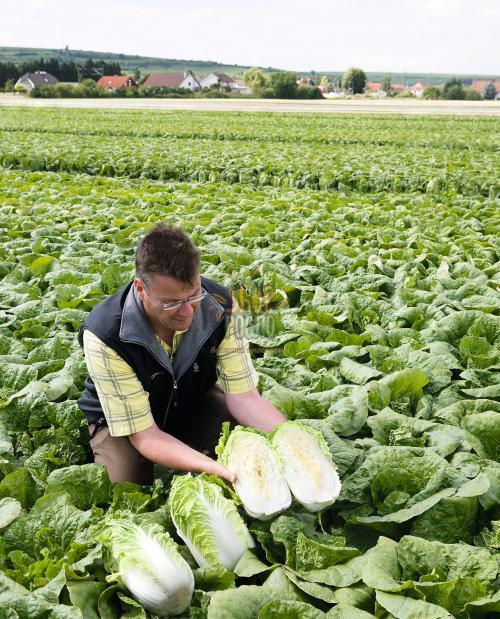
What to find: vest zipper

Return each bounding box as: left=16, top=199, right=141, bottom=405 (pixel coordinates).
left=162, top=377, right=178, bottom=428
left=172, top=378, right=178, bottom=407
left=174, top=314, right=225, bottom=383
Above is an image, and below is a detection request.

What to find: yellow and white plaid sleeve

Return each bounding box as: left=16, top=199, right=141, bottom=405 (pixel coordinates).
left=82, top=330, right=154, bottom=437
left=216, top=297, right=259, bottom=395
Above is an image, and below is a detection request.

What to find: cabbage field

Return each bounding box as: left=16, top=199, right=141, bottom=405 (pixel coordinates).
left=0, top=106, right=499, bottom=618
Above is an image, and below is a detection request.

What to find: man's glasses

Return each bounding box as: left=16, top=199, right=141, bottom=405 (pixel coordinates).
left=142, top=283, right=208, bottom=311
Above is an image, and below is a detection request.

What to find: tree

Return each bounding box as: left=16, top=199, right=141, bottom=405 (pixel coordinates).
left=484, top=81, right=497, bottom=100
left=133, top=68, right=141, bottom=82
left=243, top=67, right=266, bottom=94
left=269, top=72, right=297, bottom=99
left=319, top=75, right=332, bottom=92
left=442, top=78, right=465, bottom=100
left=4, top=79, right=14, bottom=92
left=342, top=67, right=366, bottom=94
left=296, top=86, right=323, bottom=99
left=422, top=85, right=441, bottom=100
left=381, top=74, right=392, bottom=94
left=464, top=88, right=482, bottom=101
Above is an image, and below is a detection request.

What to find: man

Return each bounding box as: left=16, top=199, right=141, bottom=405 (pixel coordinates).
left=78, top=223, right=285, bottom=485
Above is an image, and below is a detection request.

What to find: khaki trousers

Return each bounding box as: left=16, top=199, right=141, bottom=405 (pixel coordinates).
left=88, top=386, right=235, bottom=485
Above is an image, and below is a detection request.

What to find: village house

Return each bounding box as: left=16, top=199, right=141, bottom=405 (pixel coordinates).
left=142, top=71, right=201, bottom=91
left=410, top=82, right=427, bottom=97
left=199, top=72, right=236, bottom=90
left=471, top=79, right=500, bottom=98
left=391, top=83, right=406, bottom=94
left=365, top=82, right=408, bottom=96
left=96, top=75, right=137, bottom=90
left=15, top=71, right=59, bottom=92
left=365, top=82, right=382, bottom=94
left=232, top=79, right=251, bottom=94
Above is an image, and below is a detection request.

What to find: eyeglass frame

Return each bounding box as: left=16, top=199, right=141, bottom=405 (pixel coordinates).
left=141, top=281, right=208, bottom=311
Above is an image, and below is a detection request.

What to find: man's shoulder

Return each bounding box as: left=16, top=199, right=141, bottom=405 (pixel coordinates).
left=201, top=276, right=233, bottom=311
left=80, top=282, right=133, bottom=345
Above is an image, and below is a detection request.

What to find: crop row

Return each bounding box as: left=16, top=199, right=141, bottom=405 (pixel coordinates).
left=0, top=107, right=497, bottom=150
left=0, top=129, right=497, bottom=196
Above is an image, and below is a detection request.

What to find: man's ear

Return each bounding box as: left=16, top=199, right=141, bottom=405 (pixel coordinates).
left=133, top=277, right=145, bottom=301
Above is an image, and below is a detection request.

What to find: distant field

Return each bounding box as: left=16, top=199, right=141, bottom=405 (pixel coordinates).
left=1, top=94, right=499, bottom=116
left=0, top=46, right=258, bottom=76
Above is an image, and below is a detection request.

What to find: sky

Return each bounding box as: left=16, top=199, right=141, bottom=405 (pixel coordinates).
left=1, top=0, right=499, bottom=74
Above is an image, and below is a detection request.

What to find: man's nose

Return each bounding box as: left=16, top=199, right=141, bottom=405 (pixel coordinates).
left=178, top=300, right=194, bottom=317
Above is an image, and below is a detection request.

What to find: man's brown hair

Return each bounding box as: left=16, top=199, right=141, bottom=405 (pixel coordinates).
left=135, top=224, right=200, bottom=285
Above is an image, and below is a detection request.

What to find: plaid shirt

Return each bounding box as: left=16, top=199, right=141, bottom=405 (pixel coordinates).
left=82, top=298, right=258, bottom=436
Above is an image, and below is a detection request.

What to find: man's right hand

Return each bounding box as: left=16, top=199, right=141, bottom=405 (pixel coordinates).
left=208, top=461, right=236, bottom=484
left=129, top=423, right=236, bottom=483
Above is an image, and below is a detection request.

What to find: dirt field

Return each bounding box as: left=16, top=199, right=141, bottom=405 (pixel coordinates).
left=1, top=93, right=499, bottom=115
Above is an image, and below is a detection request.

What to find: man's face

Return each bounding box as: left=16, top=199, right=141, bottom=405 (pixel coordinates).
left=134, top=273, right=203, bottom=334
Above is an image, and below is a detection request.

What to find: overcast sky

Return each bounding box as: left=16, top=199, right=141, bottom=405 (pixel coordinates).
left=1, top=0, right=499, bottom=74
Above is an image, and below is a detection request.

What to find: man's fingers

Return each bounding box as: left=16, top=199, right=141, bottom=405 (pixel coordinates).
left=213, top=462, right=236, bottom=484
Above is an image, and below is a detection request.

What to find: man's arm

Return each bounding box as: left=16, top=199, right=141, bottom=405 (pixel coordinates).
left=83, top=331, right=235, bottom=482
left=129, top=423, right=235, bottom=483
left=224, top=388, right=286, bottom=431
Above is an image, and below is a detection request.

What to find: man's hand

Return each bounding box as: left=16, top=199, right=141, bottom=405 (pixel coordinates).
left=129, top=423, right=235, bottom=483
left=224, top=388, right=286, bottom=431
left=209, top=461, right=236, bottom=484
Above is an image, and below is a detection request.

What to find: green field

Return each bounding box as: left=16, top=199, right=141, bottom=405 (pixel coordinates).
left=0, top=107, right=499, bottom=617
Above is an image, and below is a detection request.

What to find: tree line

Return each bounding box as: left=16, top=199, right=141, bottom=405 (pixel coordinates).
left=0, top=58, right=122, bottom=88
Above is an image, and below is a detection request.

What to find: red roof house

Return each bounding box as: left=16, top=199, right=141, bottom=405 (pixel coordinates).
left=410, top=82, right=427, bottom=97
left=365, top=82, right=382, bottom=92
left=471, top=79, right=500, bottom=97
left=96, top=75, right=136, bottom=89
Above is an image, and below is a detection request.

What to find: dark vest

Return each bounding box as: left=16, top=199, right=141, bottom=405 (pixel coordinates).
left=77, top=277, right=232, bottom=437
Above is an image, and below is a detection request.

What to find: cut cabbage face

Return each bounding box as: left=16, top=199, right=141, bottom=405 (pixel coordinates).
left=169, top=474, right=255, bottom=571
left=219, top=427, right=291, bottom=520
left=271, top=422, right=341, bottom=512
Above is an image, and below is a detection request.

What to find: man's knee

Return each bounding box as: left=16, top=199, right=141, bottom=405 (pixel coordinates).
left=89, top=425, right=154, bottom=485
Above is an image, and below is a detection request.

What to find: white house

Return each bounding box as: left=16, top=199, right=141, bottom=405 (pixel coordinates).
left=410, top=82, right=426, bottom=97
left=15, top=71, right=59, bottom=92
left=232, top=79, right=251, bottom=94
left=200, top=72, right=236, bottom=90
left=142, top=71, right=200, bottom=91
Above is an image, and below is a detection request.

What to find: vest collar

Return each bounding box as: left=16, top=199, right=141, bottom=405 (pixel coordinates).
left=119, top=283, right=226, bottom=380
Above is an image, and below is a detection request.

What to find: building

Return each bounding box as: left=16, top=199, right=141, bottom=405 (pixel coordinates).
left=15, top=71, right=59, bottom=92
left=200, top=72, right=236, bottom=89
left=410, top=82, right=426, bottom=97
left=471, top=79, right=500, bottom=98
left=96, top=75, right=136, bottom=90
left=365, top=82, right=382, bottom=94
left=142, top=71, right=201, bottom=91
left=232, top=79, right=251, bottom=94
left=391, top=83, right=406, bottom=94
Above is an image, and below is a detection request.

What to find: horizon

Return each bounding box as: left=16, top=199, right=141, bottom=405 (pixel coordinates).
left=1, top=0, right=499, bottom=75
left=2, top=46, right=499, bottom=80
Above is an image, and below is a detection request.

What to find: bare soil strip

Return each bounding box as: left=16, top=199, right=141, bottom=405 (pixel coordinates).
left=1, top=93, right=499, bottom=115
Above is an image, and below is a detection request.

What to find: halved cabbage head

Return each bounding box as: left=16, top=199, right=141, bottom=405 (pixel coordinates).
left=271, top=421, right=341, bottom=512
left=219, top=427, right=291, bottom=520
left=100, top=520, right=194, bottom=616
left=169, top=474, right=255, bottom=570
